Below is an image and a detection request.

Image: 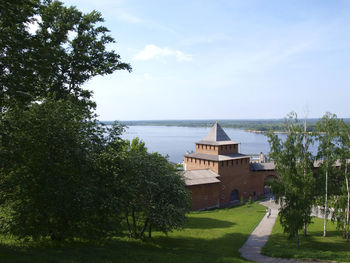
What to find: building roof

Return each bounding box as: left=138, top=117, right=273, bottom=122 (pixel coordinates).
left=196, top=122, right=238, bottom=145
left=196, top=140, right=238, bottom=146
left=250, top=162, right=275, bottom=171
left=250, top=159, right=350, bottom=171
left=185, top=152, right=248, bottom=161
left=183, top=169, right=220, bottom=186
left=313, top=159, right=350, bottom=168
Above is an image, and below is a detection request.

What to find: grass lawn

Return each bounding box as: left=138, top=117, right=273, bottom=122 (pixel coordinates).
left=262, top=216, right=350, bottom=262
left=0, top=203, right=265, bottom=263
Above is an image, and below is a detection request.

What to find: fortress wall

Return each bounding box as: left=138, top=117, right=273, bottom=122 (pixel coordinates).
left=184, top=157, right=219, bottom=174
left=188, top=183, right=220, bottom=211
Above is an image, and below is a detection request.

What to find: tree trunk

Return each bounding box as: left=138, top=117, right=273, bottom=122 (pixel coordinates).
left=296, top=232, right=299, bottom=248
left=125, top=210, right=132, bottom=238
left=132, top=207, right=137, bottom=238
left=324, top=169, right=328, bottom=237
left=302, top=122, right=309, bottom=238
left=148, top=223, right=152, bottom=238
left=140, top=217, right=149, bottom=238
left=343, top=219, right=346, bottom=239
left=345, top=164, right=349, bottom=242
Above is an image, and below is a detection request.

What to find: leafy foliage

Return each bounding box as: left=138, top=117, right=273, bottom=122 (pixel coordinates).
left=268, top=113, right=315, bottom=247
left=0, top=97, right=122, bottom=240
left=119, top=138, right=191, bottom=238
left=314, top=113, right=343, bottom=237
left=0, top=0, right=131, bottom=110
left=0, top=0, right=133, bottom=241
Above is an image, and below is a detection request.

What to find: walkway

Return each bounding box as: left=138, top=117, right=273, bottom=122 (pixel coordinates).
left=239, top=199, right=322, bottom=263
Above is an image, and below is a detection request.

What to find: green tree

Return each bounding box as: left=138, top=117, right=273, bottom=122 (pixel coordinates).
left=334, top=121, right=350, bottom=241
left=268, top=113, right=315, bottom=248
left=0, top=0, right=131, bottom=110
left=0, top=97, right=123, bottom=240
left=119, top=138, right=191, bottom=239
left=315, top=113, right=341, bottom=237
left=0, top=0, right=131, bottom=240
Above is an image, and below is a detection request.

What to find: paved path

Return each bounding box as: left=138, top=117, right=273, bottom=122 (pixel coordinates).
left=239, top=200, right=322, bottom=263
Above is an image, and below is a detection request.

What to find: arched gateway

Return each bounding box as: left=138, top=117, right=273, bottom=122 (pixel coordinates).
left=264, top=175, right=276, bottom=196
left=230, top=189, right=239, bottom=201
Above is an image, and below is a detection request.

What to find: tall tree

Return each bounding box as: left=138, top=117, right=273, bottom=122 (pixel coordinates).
left=315, top=113, right=340, bottom=237
left=118, top=138, right=191, bottom=239
left=0, top=0, right=131, bottom=110
left=0, top=0, right=131, bottom=240
left=0, top=97, right=122, bottom=240
left=268, top=113, right=315, bottom=248
left=336, top=121, right=350, bottom=241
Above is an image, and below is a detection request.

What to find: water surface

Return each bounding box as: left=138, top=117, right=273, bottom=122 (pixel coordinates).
left=121, top=126, right=279, bottom=163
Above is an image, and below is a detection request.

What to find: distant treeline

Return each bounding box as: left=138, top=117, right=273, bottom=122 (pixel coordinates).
left=102, top=119, right=350, bottom=133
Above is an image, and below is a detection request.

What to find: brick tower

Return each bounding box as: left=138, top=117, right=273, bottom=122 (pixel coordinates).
left=184, top=122, right=252, bottom=210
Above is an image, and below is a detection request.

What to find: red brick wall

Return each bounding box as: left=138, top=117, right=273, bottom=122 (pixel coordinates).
left=217, top=157, right=251, bottom=206
left=187, top=183, right=220, bottom=211
left=195, top=144, right=219, bottom=155
left=184, top=147, right=279, bottom=210
left=195, top=143, right=238, bottom=155
left=218, top=144, right=238, bottom=155
left=184, top=157, right=219, bottom=173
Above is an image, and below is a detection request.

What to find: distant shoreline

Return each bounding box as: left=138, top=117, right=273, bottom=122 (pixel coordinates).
left=244, top=129, right=288, bottom=134
left=101, top=119, right=350, bottom=134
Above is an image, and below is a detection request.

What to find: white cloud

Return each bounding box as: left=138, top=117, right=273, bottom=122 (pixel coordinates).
left=133, top=44, right=192, bottom=62
left=25, top=15, right=41, bottom=35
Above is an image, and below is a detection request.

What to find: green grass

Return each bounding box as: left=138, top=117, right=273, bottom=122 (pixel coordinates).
left=0, top=203, right=265, bottom=263
left=262, top=216, right=350, bottom=262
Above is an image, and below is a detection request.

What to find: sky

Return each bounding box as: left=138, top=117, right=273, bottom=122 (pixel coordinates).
left=62, top=0, right=350, bottom=121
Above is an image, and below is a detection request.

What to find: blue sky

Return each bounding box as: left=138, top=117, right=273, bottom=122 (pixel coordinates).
left=63, top=0, right=350, bottom=120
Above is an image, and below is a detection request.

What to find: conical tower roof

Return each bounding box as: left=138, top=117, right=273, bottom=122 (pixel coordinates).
left=197, top=121, right=238, bottom=145
left=203, top=121, right=231, bottom=141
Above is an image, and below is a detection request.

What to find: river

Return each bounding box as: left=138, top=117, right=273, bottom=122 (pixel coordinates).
left=121, top=126, right=288, bottom=163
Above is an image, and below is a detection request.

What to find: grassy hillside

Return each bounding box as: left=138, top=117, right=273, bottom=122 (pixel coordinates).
left=0, top=203, right=265, bottom=263
left=262, top=216, right=350, bottom=262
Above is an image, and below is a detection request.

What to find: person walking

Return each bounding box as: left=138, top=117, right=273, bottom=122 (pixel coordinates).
left=267, top=208, right=271, bottom=218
